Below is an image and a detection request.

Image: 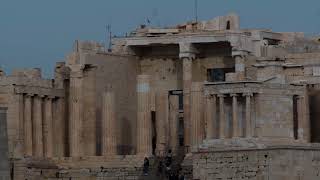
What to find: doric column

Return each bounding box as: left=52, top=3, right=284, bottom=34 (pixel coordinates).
left=218, top=94, right=226, bottom=139
left=43, top=96, right=54, bottom=158
left=102, top=92, right=117, bottom=156
left=53, top=97, right=66, bottom=157
left=155, top=91, right=169, bottom=156
left=33, top=95, right=44, bottom=157
left=69, top=65, right=84, bottom=157
left=169, top=95, right=179, bottom=154
left=179, top=42, right=196, bottom=153
left=297, top=95, right=306, bottom=141
left=304, top=91, right=310, bottom=142
left=137, top=75, right=152, bottom=156
left=231, top=94, right=239, bottom=138
left=190, top=82, right=203, bottom=147
left=244, top=93, right=253, bottom=138
left=206, top=95, right=216, bottom=140
left=24, top=94, right=33, bottom=156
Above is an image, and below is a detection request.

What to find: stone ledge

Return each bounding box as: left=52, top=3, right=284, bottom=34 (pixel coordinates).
left=193, top=138, right=320, bottom=153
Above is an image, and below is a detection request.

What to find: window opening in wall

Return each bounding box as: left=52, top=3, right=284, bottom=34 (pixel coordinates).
left=207, top=68, right=234, bottom=82
left=293, top=95, right=298, bottom=140
left=226, top=21, right=231, bottom=30
left=151, top=111, right=157, bottom=155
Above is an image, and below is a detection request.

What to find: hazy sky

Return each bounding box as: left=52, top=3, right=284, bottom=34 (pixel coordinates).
left=1, top=0, right=320, bottom=78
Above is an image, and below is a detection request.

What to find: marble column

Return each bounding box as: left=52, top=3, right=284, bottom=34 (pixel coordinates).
left=206, top=95, right=216, bottom=139
left=69, top=66, right=83, bottom=157
left=53, top=97, right=66, bottom=157
left=24, top=94, right=33, bottom=156
left=231, top=94, right=239, bottom=138
left=102, top=92, right=117, bottom=156
left=182, top=57, right=192, bottom=152
left=244, top=93, right=253, bottom=138
left=155, top=91, right=168, bottom=156
left=33, top=95, right=43, bottom=157
left=218, top=94, right=225, bottom=139
left=179, top=43, right=197, bottom=153
left=43, top=96, right=53, bottom=158
left=190, top=82, right=203, bottom=147
left=137, top=75, right=152, bottom=156
left=297, top=95, right=306, bottom=141
left=169, top=95, right=179, bottom=154
left=304, top=91, right=310, bottom=142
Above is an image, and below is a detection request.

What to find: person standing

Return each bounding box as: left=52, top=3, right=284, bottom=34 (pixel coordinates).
left=143, top=157, right=150, bottom=176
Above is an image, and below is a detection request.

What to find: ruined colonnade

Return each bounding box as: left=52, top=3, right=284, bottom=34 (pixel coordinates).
left=22, top=94, right=58, bottom=158
left=190, top=87, right=256, bottom=147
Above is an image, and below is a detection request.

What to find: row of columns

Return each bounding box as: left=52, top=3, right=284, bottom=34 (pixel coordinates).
left=136, top=74, right=181, bottom=156
left=23, top=94, right=54, bottom=158
left=205, top=92, right=254, bottom=141
left=180, top=42, right=196, bottom=153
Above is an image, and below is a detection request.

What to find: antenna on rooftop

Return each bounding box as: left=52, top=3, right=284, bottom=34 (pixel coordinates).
left=106, top=24, right=112, bottom=52
left=194, top=0, right=198, bottom=22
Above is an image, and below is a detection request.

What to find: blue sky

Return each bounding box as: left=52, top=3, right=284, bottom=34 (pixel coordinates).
left=1, top=0, right=320, bottom=78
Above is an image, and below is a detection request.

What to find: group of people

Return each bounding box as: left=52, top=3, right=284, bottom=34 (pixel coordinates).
left=143, top=149, right=186, bottom=180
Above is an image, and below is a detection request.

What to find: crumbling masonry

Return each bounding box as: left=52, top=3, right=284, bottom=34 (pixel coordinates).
left=1, top=13, right=320, bottom=179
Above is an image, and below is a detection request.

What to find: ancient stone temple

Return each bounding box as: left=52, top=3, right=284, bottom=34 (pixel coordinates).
left=1, top=13, right=320, bottom=179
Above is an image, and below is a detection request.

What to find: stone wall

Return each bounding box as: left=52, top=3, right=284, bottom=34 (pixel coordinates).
left=82, top=53, right=139, bottom=155
left=255, top=94, right=293, bottom=138
left=193, top=146, right=320, bottom=180
left=18, top=156, right=149, bottom=180
left=0, top=108, right=10, bottom=180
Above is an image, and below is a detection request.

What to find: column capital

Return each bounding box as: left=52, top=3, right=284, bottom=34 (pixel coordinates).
left=297, top=95, right=305, bottom=99
left=36, top=94, right=46, bottom=98
left=69, top=64, right=85, bottom=78
left=243, top=92, right=253, bottom=97
left=179, top=42, right=197, bottom=59
left=179, top=53, right=196, bottom=60
left=232, top=50, right=249, bottom=58
left=217, top=94, right=226, bottom=98
left=230, top=93, right=238, bottom=97
left=25, top=93, right=35, bottom=98
left=45, top=95, right=56, bottom=100
left=205, top=94, right=217, bottom=99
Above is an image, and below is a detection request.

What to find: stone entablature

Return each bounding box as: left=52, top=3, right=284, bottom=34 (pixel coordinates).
left=204, top=81, right=306, bottom=96
left=0, top=76, right=54, bottom=88
left=14, top=85, right=64, bottom=98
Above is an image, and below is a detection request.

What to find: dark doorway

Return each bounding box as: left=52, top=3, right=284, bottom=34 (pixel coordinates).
left=151, top=111, right=157, bottom=155
left=293, top=96, right=298, bottom=140
left=226, top=21, right=231, bottom=30
left=310, top=92, right=320, bottom=142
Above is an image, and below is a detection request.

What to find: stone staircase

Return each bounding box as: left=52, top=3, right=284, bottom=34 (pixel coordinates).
left=139, top=148, right=186, bottom=180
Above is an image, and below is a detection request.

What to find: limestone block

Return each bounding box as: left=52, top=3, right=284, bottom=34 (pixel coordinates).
left=225, top=72, right=245, bottom=81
